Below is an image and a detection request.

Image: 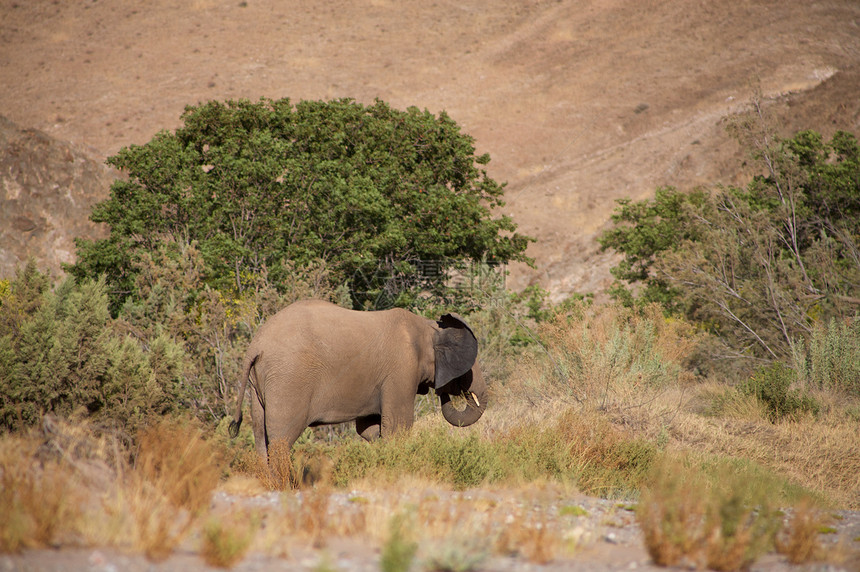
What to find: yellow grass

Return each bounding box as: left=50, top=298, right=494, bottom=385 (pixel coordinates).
left=0, top=430, right=83, bottom=552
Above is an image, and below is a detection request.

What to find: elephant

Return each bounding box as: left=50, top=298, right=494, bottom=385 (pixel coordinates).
left=228, top=299, right=487, bottom=459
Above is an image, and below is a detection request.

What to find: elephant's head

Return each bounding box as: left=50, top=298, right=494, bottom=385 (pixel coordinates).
left=432, top=313, right=487, bottom=427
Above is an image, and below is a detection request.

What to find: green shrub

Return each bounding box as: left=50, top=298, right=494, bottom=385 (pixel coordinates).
left=737, top=363, right=819, bottom=422
left=801, top=318, right=860, bottom=397
left=200, top=510, right=258, bottom=568
left=0, top=263, right=188, bottom=432
left=381, top=512, right=418, bottom=572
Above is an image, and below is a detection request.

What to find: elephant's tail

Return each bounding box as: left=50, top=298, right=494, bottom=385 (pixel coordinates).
left=228, top=351, right=260, bottom=439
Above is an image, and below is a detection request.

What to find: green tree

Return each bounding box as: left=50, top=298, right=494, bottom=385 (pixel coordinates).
left=600, top=111, right=860, bottom=360
left=598, top=186, right=707, bottom=310
left=70, top=98, right=532, bottom=311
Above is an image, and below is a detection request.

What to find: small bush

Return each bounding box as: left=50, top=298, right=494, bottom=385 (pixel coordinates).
left=515, top=302, right=698, bottom=407
left=798, top=318, right=860, bottom=397
left=423, top=536, right=489, bottom=572
left=775, top=500, right=825, bottom=564
left=381, top=512, right=418, bottom=572
left=738, top=363, right=820, bottom=422
left=201, top=509, right=259, bottom=568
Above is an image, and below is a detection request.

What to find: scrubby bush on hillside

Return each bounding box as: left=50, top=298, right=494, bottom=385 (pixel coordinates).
left=737, top=363, right=820, bottom=422
left=510, top=301, right=698, bottom=407
left=600, top=104, right=860, bottom=363
left=69, top=97, right=532, bottom=312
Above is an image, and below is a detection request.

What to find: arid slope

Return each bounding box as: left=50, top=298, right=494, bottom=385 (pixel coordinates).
left=1, top=0, right=859, bottom=294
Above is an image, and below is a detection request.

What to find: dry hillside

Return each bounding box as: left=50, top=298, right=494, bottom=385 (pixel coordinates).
left=1, top=0, right=859, bottom=296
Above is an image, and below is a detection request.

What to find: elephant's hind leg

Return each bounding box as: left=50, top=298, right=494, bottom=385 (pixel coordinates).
left=249, top=384, right=268, bottom=460
left=355, top=415, right=381, bottom=441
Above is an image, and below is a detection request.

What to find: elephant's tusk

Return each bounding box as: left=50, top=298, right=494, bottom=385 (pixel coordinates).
left=471, top=392, right=480, bottom=408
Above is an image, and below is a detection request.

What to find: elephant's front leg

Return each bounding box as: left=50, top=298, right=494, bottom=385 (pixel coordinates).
left=355, top=415, right=381, bottom=441
left=379, top=385, right=417, bottom=438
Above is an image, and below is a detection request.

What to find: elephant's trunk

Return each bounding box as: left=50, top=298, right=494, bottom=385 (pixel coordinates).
left=440, top=390, right=486, bottom=427
left=439, top=366, right=487, bottom=427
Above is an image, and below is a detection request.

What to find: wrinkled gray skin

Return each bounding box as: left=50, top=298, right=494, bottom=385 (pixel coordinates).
left=229, top=299, right=487, bottom=460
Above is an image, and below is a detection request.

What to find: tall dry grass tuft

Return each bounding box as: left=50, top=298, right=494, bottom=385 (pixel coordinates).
left=135, top=417, right=222, bottom=514
left=0, top=431, right=82, bottom=553
left=637, top=457, right=782, bottom=570
left=775, top=500, right=825, bottom=564
left=248, top=438, right=293, bottom=491
left=99, top=417, right=224, bottom=561
left=124, top=479, right=190, bottom=562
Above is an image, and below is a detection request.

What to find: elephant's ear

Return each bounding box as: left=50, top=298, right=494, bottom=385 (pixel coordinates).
left=433, top=313, right=478, bottom=390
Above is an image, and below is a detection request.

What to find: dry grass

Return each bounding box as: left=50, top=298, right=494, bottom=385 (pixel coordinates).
left=519, top=303, right=698, bottom=406
left=3, top=301, right=860, bottom=569
left=90, top=418, right=225, bottom=561
left=487, top=303, right=860, bottom=508
left=775, top=500, right=825, bottom=564
left=637, top=456, right=782, bottom=571
left=0, top=431, right=83, bottom=553
left=135, top=418, right=223, bottom=514
left=245, top=437, right=336, bottom=491
left=665, top=401, right=860, bottom=508
left=0, top=416, right=228, bottom=562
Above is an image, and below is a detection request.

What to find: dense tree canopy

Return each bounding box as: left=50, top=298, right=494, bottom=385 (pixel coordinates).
left=70, top=98, right=532, bottom=310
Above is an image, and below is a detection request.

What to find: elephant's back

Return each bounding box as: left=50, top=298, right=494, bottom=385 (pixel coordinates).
left=252, top=299, right=382, bottom=348
left=250, top=299, right=400, bottom=377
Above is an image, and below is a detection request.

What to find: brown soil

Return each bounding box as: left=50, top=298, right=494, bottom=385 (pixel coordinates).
left=2, top=0, right=860, bottom=293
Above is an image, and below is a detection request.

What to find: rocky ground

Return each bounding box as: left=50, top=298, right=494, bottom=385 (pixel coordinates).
left=4, top=485, right=860, bottom=571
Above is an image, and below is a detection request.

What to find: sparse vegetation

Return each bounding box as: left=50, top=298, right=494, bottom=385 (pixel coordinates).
left=776, top=500, right=826, bottom=564
left=0, top=429, right=82, bottom=553
left=637, top=457, right=784, bottom=570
